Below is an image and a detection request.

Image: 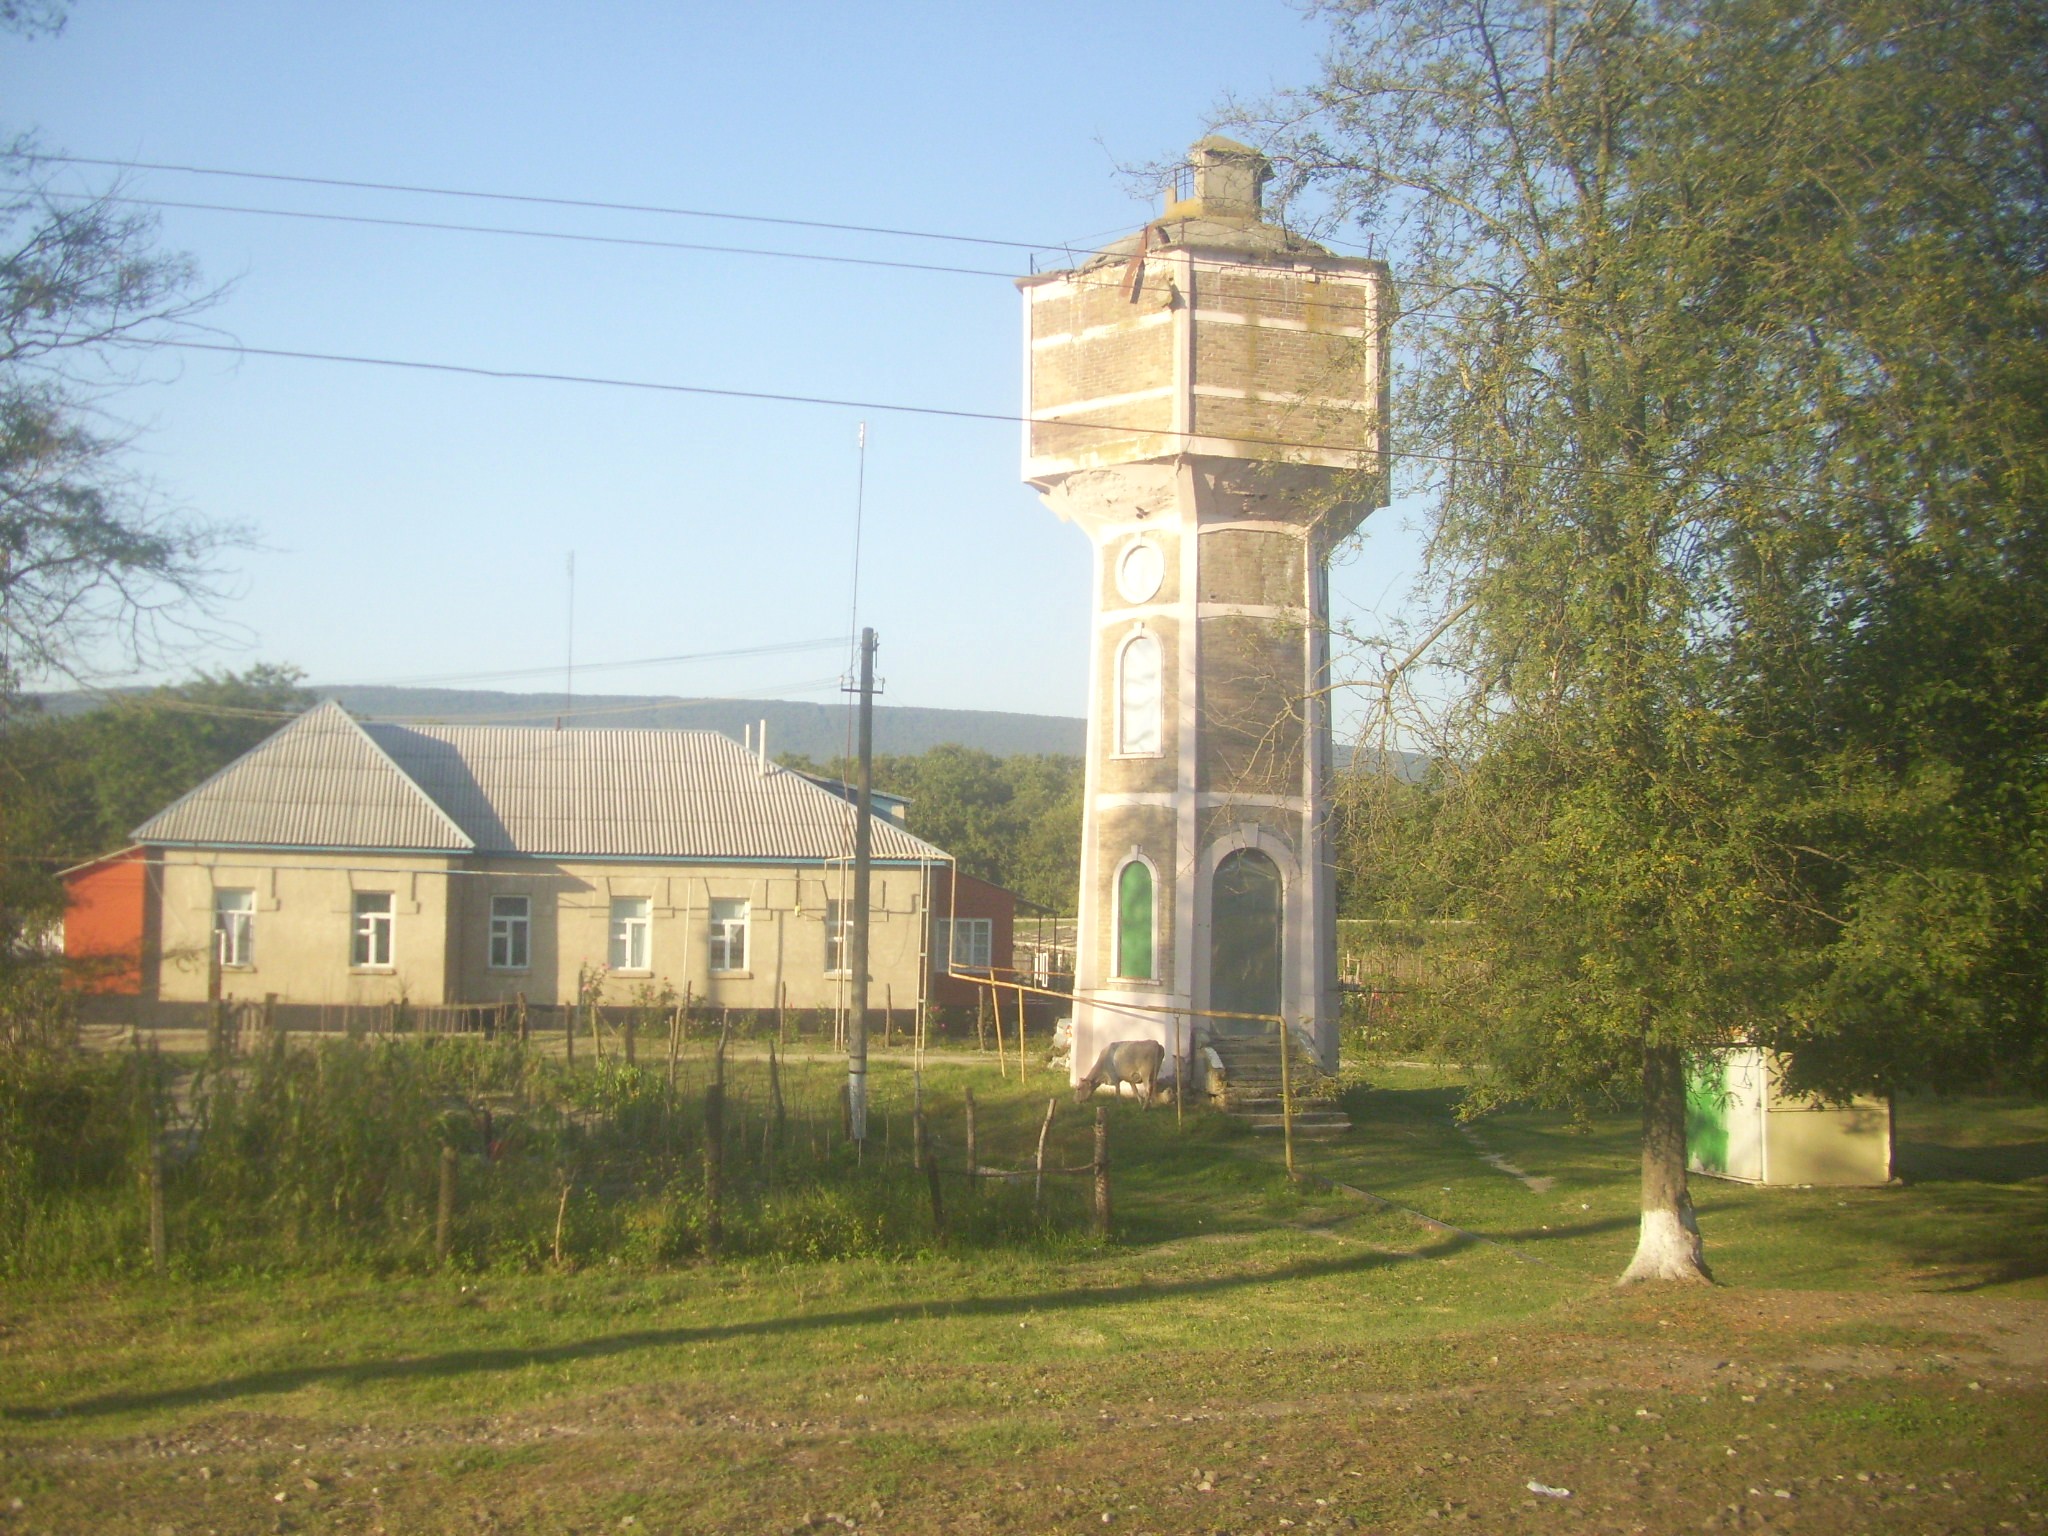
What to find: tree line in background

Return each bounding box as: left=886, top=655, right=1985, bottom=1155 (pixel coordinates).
left=1270, top=0, right=2044, bottom=1282
left=777, top=746, right=1083, bottom=913
left=0, top=668, right=314, bottom=929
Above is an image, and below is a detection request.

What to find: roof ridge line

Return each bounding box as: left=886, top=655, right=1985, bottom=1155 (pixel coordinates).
left=343, top=712, right=479, bottom=849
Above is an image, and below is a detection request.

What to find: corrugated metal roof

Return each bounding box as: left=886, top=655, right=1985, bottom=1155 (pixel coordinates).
left=365, top=721, right=948, bottom=861
left=133, top=701, right=474, bottom=851
left=135, top=704, right=950, bottom=865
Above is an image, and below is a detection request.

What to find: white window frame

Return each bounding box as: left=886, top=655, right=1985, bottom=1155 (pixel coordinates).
left=213, top=888, right=254, bottom=969
left=351, top=892, right=394, bottom=969
left=489, top=894, right=530, bottom=971
left=824, top=897, right=851, bottom=976
left=1114, top=626, right=1164, bottom=757
left=609, top=896, right=652, bottom=972
left=939, top=917, right=993, bottom=973
left=709, top=897, right=749, bottom=973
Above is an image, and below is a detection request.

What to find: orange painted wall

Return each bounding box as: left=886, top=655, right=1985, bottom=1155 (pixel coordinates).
left=63, top=850, right=147, bottom=994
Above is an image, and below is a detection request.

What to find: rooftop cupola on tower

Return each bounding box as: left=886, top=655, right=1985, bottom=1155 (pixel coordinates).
left=1162, top=135, right=1272, bottom=222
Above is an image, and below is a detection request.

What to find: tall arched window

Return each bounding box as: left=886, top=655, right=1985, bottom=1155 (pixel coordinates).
left=1115, top=858, right=1155, bottom=980
left=1116, top=629, right=1162, bottom=755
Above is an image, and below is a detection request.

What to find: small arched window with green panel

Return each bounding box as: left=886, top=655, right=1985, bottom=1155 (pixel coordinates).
left=1116, top=857, right=1155, bottom=980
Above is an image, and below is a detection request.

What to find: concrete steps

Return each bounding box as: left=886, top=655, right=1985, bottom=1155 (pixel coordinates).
left=1206, top=1037, right=1351, bottom=1138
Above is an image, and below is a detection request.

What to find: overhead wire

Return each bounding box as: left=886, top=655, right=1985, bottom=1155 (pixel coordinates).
left=61, top=192, right=1020, bottom=280
left=25, top=151, right=1064, bottom=253
left=342, top=635, right=843, bottom=689
left=15, top=158, right=1891, bottom=506
left=51, top=186, right=1411, bottom=324
left=23, top=151, right=1550, bottom=336
left=151, top=335, right=1888, bottom=508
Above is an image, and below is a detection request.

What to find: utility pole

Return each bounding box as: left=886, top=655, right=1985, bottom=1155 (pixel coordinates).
left=846, top=626, right=878, bottom=1146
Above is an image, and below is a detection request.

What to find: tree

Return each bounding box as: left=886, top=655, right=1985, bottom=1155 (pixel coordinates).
left=1, top=145, right=234, bottom=699
left=780, top=745, right=1083, bottom=912
left=1244, top=0, right=2046, bottom=1282
left=0, top=667, right=313, bottom=948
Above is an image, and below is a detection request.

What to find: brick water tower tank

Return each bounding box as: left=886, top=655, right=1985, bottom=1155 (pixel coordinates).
left=1021, top=136, right=1392, bottom=1084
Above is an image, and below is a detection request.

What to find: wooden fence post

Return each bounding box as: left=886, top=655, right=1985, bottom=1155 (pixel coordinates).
left=769, top=1042, right=786, bottom=1141
left=1279, top=1016, right=1296, bottom=1180
left=146, top=1134, right=167, bottom=1276
left=624, top=1011, right=637, bottom=1067
left=1093, top=1107, right=1111, bottom=1238
left=921, top=1114, right=945, bottom=1239
left=1176, top=1018, right=1187, bottom=1130
left=552, top=1177, right=570, bottom=1268
left=963, top=1088, right=977, bottom=1188
left=566, top=1002, right=576, bottom=1069
left=1033, top=1097, right=1056, bottom=1218
left=516, top=992, right=529, bottom=1044
left=703, top=1034, right=726, bottom=1257
left=436, top=1144, right=458, bottom=1266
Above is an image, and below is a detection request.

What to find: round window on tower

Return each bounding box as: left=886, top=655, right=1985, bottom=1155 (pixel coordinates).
left=1117, top=538, right=1165, bottom=605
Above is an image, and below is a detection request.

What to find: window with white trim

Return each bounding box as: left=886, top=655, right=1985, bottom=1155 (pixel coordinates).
left=709, top=897, right=749, bottom=972
left=1116, top=628, right=1163, bottom=755
left=825, top=897, right=851, bottom=975
left=937, top=917, right=993, bottom=973
left=609, top=897, right=651, bottom=971
left=489, top=895, right=530, bottom=970
left=351, top=892, right=394, bottom=968
left=213, top=889, right=254, bottom=969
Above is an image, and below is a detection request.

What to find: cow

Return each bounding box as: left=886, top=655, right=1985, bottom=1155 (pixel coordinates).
left=1074, top=1038, right=1168, bottom=1109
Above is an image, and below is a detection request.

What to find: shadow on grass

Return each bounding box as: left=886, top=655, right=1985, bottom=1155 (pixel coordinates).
left=10, top=1236, right=1477, bottom=1424
left=1896, top=1138, right=2048, bottom=1185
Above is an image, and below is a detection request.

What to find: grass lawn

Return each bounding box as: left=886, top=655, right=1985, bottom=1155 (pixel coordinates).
left=1, top=1053, right=2043, bottom=1534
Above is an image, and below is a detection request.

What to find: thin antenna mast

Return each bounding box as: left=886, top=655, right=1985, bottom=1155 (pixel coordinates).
left=562, top=550, right=576, bottom=731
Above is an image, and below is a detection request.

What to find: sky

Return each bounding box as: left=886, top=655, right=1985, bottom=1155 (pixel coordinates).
left=3, top=1, right=1430, bottom=726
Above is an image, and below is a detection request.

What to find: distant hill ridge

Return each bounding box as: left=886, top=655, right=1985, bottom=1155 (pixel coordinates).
left=28, top=686, right=1430, bottom=776
left=29, top=685, right=1087, bottom=760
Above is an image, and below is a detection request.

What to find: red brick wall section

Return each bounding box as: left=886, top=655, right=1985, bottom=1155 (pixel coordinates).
left=62, top=850, right=147, bottom=995
left=928, top=869, right=1017, bottom=1009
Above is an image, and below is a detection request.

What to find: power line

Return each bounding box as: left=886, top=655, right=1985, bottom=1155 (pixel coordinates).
left=72, top=672, right=850, bottom=728
left=27, top=151, right=1066, bottom=254
left=339, top=636, right=843, bottom=689
left=21, top=165, right=1423, bottom=322
left=67, top=188, right=1408, bottom=323
left=61, top=192, right=1019, bottom=280
left=154, top=335, right=1888, bottom=508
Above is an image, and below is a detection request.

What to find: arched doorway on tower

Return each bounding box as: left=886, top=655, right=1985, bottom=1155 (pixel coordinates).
left=1208, top=847, right=1283, bottom=1036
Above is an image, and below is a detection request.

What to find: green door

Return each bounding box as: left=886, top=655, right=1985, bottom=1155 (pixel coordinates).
left=1209, top=849, right=1282, bottom=1036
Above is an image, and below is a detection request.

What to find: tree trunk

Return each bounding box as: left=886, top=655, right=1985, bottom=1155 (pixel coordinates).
left=1619, top=1041, right=1712, bottom=1284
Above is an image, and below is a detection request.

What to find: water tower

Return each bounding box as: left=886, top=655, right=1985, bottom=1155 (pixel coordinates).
left=1021, top=136, right=1392, bottom=1083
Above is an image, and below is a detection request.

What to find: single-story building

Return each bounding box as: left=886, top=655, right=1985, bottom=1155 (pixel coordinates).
left=66, top=701, right=1015, bottom=1025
